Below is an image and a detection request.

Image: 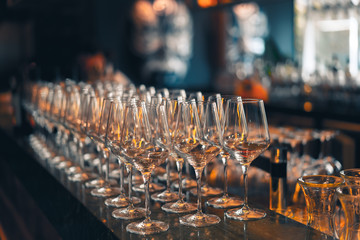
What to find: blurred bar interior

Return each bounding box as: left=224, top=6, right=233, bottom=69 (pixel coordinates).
left=1, top=0, right=360, bottom=238
left=1, top=1, right=360, bottom=186
left=2, top=0, right=360, bottom=164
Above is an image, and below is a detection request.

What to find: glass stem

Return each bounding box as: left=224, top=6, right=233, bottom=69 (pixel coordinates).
left=177, top=160, right=184, bottom=201
left=242, top=165, right=249, bottom=207
left=243, top=222, right=248, bottom=240
left=195, top=169, right=203, bottom=214
left=97, top=145, right=104, bottom=178
left=105, top=150, right=110, bottom=182
left=127, top=164, right=134, bottom=207
left=118, top=157, right=124, bottom=195
left=64, top=134, right=70, bottom=158
left=185, top=160, right=190, bottom=179
left=166, top=158, right=170, bottom=191
left=203, top=165, right=208, bottom=187
left=78, top=141, right=85, bottom=169
left=143, top=172, right=151, bottom=222
left=223, top=157, right=228, bottom=198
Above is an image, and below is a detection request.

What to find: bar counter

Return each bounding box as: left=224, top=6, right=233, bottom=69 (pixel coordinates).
left=0, top=128, right=325, bottom=240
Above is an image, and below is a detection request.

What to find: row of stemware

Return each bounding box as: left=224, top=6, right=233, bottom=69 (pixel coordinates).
left=24, top=79, right=271, bottom=235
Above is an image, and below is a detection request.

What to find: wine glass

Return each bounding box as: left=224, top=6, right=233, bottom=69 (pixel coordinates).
left=189, top=93, right=223, bottom=197
left=174, top=99, right=222, bottom=227
left=224, top=98, right=270, bottom=221
left=150, top=96, right=179, bottom=203
left=46, top=84, right=69, bottom=166
left=131, top=91, right=166, bottom=194
left=90, top=97, right=121, bottom=197
left=62, top=86, right=83, bottom=175
left=104, top=98, right=142, bottom=209
left=161, top=97, right=197, bottom=213
left=168, top=89, right=197, bottom=190
left=121, top=100, right=170, bottom=235
left=64, top=85, right=97, bottom=181
left=84, top=95, right=117, bottom=192
left=101, top=99, right=128, bottom=206
left=84, top=94, right=107, bottom=188
left=53, top=84, right=75, bottom=170
left=205, top=95, right=243, bottom=208
left=68, top=86, right=98, bottom=182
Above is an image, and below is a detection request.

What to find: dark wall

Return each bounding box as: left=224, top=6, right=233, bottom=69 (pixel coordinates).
left=261, top=0, right=294, bottom=59
left=1, top=0, right=294, bottom=91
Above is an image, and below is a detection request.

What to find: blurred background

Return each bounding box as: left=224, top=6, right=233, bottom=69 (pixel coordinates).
left=1, top=1, right=360, bottom=238
left=0, top=0, right=360, bottom=169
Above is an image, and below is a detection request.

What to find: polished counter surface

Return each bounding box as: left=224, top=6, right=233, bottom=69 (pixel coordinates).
left=0, top=129, right=325, bottom=240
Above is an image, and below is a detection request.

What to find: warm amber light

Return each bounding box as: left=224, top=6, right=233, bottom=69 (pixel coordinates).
left=153, top=0, right=177, bottom=16
left=197, top=0, right=217, bottom=8
left=303, top=84, right=312, bottom=94
left=303, top=101, right=313, bottom=112
left=219, top=0, right=232, bottom=4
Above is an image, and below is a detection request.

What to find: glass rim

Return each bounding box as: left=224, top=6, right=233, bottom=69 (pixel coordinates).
left=122, top=99, right=170, bottom=109
left=206, top=95, right=241, bottom=101
left=225, top=97, right=264, bottom=103
left=340, top=169, right=360, bottom=179
left=297, top=175, right=344, bottom=188
left=336, top=184, right=360, bottom=196
left=241, top=98, right=264, bottom=103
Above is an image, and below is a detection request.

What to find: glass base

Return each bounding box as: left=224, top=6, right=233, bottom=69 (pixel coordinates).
left=39, top=149, right=53, bottom=161
left=105, top=195, right=141, bottom=207
left=112, top=206, right=146, bottom=220
left=271, top=208, right=294, bottom=218
left=109, top=168, right=122, bottom=179
left=180, top=212, right=221, bottom=227
left=83, top=153, right=97, bottom=163
left=190, top=185, right=223, bottom=197
left=84, top=178, right=117, bottom=188
left=126, top=220, right=169, bottom=235
left=48, top=156, right=66, bottom=165
left=55, top=160, right=73, bottom=170
left=133, top=183, right=165, bottom=193
left=157, top=171, right=179, bottom=182
left=65, top=166, right=82, bottom=175
left=161, top=200, right=197, bottom=213
left=225, top=206, right=266, bottom=221
left=68, top=172, right=97, bottom=182
left=172, top=178, right=197, bottom=190
left=91, top=186, right=121, bottom=197
left=151, top=190, right=179, bottom=203
left=206, top=195, right=243, bottom=209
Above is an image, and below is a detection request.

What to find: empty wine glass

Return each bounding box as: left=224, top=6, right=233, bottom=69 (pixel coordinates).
left=161, top=97, right=197, bottom=213
left=65, top=86, right=97, bottom=182
left=110, top=99, right=145, bottom=219
left=62, top=86, right=83, bottom=175
left=189, top=92, right=223, bottom=197
left=174, top=99, right=222, bottom=227
left=84, top=95, right=117, bottom=192
left=90, top=97, right=121, bottom=197
left=206, top=95, right=243, bottom=209
left=53, top=84, right=75, bottom=170
left=151, top=96, right=179, bottom=203
left=170, top=89, right=197, bottom=190
left=46, top=84, right=68, bottom=166
left=121, top=100, right=170, bottom=235
left=340, top=168, right=360, bottom=185
left=224, top=98, right=270, bottom=221
left=104, top=99, right=142, bottom=208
